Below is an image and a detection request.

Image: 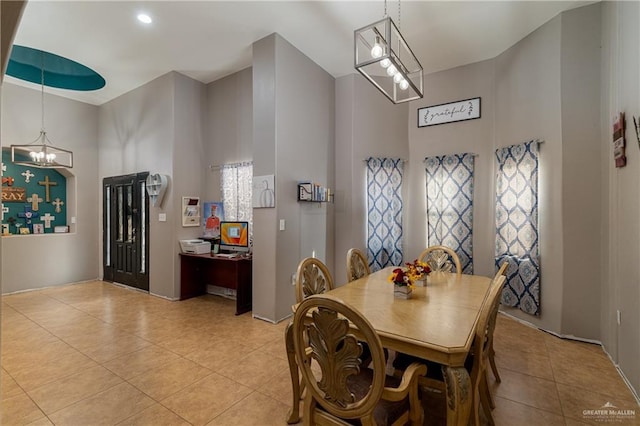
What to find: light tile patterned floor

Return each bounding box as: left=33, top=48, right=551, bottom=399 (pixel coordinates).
left=0, top=281, right=638, bottom=425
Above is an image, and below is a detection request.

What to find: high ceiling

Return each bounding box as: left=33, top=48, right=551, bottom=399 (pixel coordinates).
left=7, top=1, right=589, bottom=106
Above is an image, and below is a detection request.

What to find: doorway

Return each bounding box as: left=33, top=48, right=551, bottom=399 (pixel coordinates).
left=103, top=172, right=149, bottom=291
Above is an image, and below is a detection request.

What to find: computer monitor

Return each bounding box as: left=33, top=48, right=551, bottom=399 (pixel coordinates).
left=219, top=221, right=250, bottom=254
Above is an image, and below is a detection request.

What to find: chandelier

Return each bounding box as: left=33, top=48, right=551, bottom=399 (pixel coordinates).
left=354, top=0, right=423, bottom=104
left=10, top=51, right=73, bottom=168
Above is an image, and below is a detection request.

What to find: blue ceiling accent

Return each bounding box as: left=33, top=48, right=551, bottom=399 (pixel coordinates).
left=6, top=45, right=105, bottom=91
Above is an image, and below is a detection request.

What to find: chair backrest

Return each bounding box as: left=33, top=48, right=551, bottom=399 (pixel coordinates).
left=346, top=248, right=371, bottom=282
left=470, top=275, right=507, bottom=385
left=295, top=257, right=334, bottom=303
left=495, top=261, right=508, bottom=278
left=418, top=245, right=462, bottom=276
left=292, top=294, right=387, bottom=424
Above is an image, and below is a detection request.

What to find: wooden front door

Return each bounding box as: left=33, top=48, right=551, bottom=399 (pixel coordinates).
left=103, top=172, right=149, bottom=291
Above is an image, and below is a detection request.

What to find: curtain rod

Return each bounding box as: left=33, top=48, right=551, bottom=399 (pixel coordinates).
left=362, top=158, right=407, bottom=162
left=208, top=160, right=253, bottom=171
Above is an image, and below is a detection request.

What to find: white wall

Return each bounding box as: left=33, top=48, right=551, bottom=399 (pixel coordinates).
left=600, top=0, right=640, bottom=395
left=1, top=83, right=99, bottom=293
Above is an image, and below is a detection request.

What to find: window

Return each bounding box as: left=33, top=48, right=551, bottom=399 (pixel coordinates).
left=220, top=161, right=253, bottom=237
left=495, top=141, right=540, bottom=315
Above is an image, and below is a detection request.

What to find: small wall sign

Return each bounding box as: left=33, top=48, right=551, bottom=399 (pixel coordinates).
left=418, top=97, right=481, bottom=127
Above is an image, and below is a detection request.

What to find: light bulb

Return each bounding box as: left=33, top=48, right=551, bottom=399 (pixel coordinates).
left=393, top=73, right=403, bottom=84
left=386, top=65, right=397, bottom=77
left=399, top=79, right=409, bottom=90
left=370, top=36, right=383, bottom=58
left=380, top=58, right=391, bottom=68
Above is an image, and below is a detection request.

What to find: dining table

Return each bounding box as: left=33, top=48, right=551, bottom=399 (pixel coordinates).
left=285, top=267, right=493, bottom=426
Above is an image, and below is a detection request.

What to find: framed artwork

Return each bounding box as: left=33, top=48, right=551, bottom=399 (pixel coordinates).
left=203, top=201, right=224, bottom=238
left=253, top=175, right=275, bottom=208
left=33, top=223, right=44, bottom=234
left=19, top=227, right=30, bottom=235
left=418, top=97, right=481, bottom=127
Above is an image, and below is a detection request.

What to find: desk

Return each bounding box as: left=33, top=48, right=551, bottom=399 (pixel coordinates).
left=285, top=268, right=492, bottom=426
left=179, top=253, right=252, bottom=315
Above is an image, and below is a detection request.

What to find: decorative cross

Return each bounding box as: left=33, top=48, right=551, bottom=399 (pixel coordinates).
left=52, top=198, right=64, bottom=213
left=1, top=163, right=5, bottom=176
left=2, top=176, right=14, bottom=186
left=1, top=205, right=8, bottom=221
left=38, top=176, right=58, bottom=202
left=27, top=193, right=44, bottom=211
left=22, top=170, right=35, bottom=183
left=17, top=206, right=39, bottom=232
left=40, top=213, right=55, bottom=229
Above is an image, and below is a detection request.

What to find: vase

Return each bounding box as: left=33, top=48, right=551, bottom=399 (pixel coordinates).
left=394, top=284, right=412, bottom=299
left=414, top=275, right=427, bottom=287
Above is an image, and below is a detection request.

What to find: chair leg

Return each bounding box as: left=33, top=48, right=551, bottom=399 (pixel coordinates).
left=479, top=373, right=495, bottom=425
left=484, top=369, right=496, bottom=410
left=285, top=322, right=301, bottom=424
left=489, top=346, right=501, bottom=383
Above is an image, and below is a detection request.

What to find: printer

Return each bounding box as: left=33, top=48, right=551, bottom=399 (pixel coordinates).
left=179, top=239, right=211, bottom=254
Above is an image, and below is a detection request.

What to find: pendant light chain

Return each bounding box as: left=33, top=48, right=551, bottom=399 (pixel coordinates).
left=398, top=0, right=401, bottom=31
left=40, top=53, right=45, bottom=133
left=383, top=0, right=387, bottom=18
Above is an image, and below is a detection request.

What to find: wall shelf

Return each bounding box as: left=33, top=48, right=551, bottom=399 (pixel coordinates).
left=297, top=182, right=332, bottom=203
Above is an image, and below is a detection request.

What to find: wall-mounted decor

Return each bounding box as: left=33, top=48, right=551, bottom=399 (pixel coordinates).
left=33, top=223, right=44, bottom=234
left=253, top=175, right=275, bottom=208
left=613, top=112, right=626, bottom=168
left=145, top=173, right=168, bottom=207
left=1, top=150, right=67, bottom=234
left=182, top=196, right=200, bottom=227
left=418, top=97, right=481, bottom=127
left=203, top=201, right=224, bottom=238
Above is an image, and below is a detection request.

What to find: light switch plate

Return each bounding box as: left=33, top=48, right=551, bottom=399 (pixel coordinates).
left=159, top=213, right=167, bottom=222
left=279, top=219, right=285, bottom=231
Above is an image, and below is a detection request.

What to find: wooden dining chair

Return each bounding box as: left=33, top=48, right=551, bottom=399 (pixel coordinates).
left=418, top=245, right=462, bottom=276
left=392, top=274, right=506, bottom=426
left=488, top=261, right=508, bottom=384
left=293, top=294, right=427, bottom=426
left=346, top=248, right=371, bottom=282
left=286, top=257, right=335, bottom=423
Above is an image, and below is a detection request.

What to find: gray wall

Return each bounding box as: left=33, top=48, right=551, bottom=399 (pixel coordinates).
left=99, top=72, right=207, bottom=300
left=334, top=74, right=408, bottom=283
left=99, top=72, right=176, bottom=298
left=494, top=14, right=565, bottom=332
left=560, top=4, right=602, bottom=340
left=252, top=33, right=335, bottom=322
left=204, top=67, right=253, bottom=201
left=600, top=0, right=640, bottom=395
left=1, top=84, right=99, bottom=293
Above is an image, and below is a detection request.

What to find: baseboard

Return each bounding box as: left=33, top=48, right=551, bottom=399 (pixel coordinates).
left=2, top=277, right=102, bottom=296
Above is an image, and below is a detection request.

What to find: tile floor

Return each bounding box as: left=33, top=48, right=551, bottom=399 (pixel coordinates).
left=1, top=281, right=638, bottom=425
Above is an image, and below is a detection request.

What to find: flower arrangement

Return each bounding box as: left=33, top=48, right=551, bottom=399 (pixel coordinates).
left=406, top=259, right=430, bottom=281
left=388, top=267, right=414, bottom=289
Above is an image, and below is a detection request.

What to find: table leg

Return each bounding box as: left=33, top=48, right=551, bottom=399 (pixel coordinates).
left=442, top=365, right=472, bottom=426
left=285, top=322, right=301, bottom=424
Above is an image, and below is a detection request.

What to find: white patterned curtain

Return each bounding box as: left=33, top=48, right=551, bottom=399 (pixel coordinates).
left=366, top=157, right=404, bottom=271
left=495, top=141, right=540, bottom=315
left=425, top=153, right=475, bottom=274
left=220, top=162, right=253, bottom=232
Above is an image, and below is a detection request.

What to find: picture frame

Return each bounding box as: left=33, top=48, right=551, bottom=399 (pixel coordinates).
left=33, top=223, right=44, bottom=234
left=252, top=175, right=275, bottom=208
left=203, top=201, right=224, bottom=238
left=418, top=97, right=481, bottom=127
left=19, top=227, right=30, bottom=235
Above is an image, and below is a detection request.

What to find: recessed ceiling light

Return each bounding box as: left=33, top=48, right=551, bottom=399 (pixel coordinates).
left=137, top=13, right=152, bottom=24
